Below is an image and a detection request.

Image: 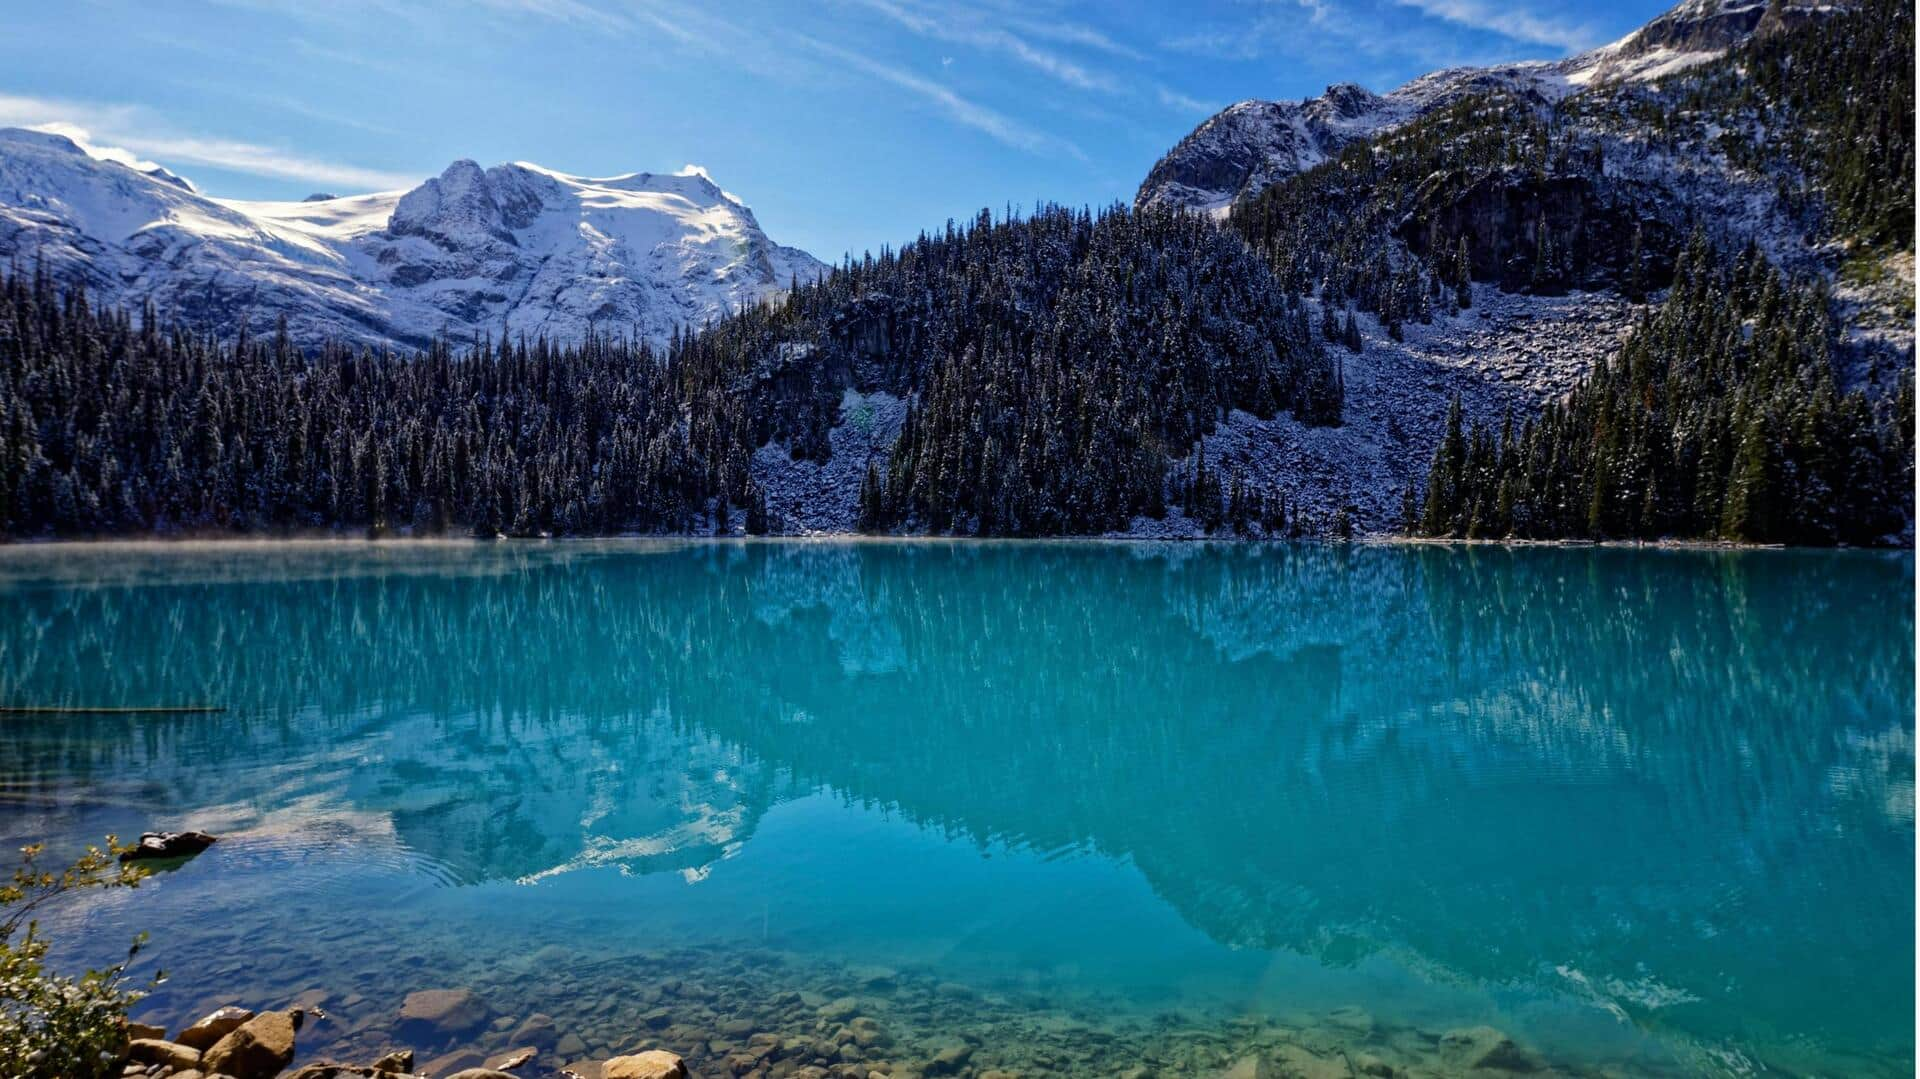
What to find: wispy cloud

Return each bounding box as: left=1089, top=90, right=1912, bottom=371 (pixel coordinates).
left=1392, top=0, right=1596, bottom=52
left=1155, top=84, right=1217, bottom=116
left=1166, top=0, right=1555, bottom=71
left=470, top=0, right=632, bottom=31
left=1002, top=13, right=1145, bottom=62
left=0, top=92, right=418, bottom=190
left=841, top=0, right=1118, bottom=93
left=793, top=35, right=1082, bottom=159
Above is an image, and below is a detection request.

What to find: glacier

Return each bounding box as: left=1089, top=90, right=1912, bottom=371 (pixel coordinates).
left=0, top=127, right=827, bottom=351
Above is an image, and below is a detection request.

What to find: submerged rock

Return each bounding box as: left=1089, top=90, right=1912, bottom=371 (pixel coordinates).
left=484, top=1046, right=538, bottom=1071
left=927, top=1043, right=974, bottom=1075
left=1437, top=1026, right=1541, bottom=1073
left=399, top=987, right=490, bottom=1039
left=603, top=1050, right=689, bottom=1079
left=122, top=830, right=218, bottom=863
left=509, top=1011, right=559, bottom=1047
left=286, top=1065, right=424, bottom=1079
left=422, top=1048, right=490, bottom=1075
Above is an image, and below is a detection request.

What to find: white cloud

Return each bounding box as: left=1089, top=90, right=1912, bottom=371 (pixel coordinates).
left=0, top=92, right=418, bottom=191
left=22, top=121, right=168, bottom=174
left=1393, top=0, right=1597, bottom=52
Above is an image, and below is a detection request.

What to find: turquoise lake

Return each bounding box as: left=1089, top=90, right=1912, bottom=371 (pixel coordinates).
left=0, top=540, right=1910, bottom=1077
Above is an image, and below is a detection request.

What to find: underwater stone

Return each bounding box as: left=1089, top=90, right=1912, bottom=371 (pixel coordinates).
left=603, top=1049, right=689, bottom=1079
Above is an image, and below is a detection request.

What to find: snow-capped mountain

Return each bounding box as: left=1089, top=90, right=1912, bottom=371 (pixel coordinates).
left=1136, top=0, right=1830, bottom=214
left=0, top=129, right=826, bottom=350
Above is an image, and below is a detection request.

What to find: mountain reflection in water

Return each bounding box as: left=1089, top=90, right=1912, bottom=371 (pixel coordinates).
left=0, top=540, right=1910, bottom=1074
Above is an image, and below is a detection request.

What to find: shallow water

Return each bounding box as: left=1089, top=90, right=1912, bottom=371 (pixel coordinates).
left=0, top=540, right=1909, bottom=1077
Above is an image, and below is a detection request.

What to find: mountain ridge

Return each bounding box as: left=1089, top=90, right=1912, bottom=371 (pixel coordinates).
left=1136, top=0, right=1840, bottom=215
left=0, top=129, right=826, bottom=350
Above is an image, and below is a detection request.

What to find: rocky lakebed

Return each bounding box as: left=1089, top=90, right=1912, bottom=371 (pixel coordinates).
left=117, top=944, right=1621, bottom=1079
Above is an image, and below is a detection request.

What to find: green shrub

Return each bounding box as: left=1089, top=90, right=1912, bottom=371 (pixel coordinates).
left=0, top=840, right=155, bottom=1079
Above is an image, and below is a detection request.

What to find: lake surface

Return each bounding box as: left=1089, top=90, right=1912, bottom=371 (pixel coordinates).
left=0, top=540, right=1910, bottom=1077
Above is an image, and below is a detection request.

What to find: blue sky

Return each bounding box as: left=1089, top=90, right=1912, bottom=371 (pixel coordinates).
left=1, top=0, right=1676, bottom=261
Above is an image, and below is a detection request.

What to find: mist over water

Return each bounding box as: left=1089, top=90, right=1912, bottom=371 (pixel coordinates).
left=0, top=541, right=1910, bottom=1076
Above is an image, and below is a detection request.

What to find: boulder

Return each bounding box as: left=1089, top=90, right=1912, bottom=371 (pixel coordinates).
left=1353, top=1054, right=1397, bottom=1078
left=817, top=997, right=860, bottom=1022
left=422, top=1049, right=489, bottom=1076
left=373, top=1049, right=416, bottom=1073
left=1437, top=1027, right=1540, bottom=1073
left=125, top=1020, right=167, bottom=1041
left=121, top=830, right=218, bottom=862
left=443, top=1071, right=519, bottom=1079
left=485, top=1047, right=538, bottom=1071
left=1268, top=1045, right=1352, bottom=1079
left=848, top=1017, right=888, bottom=1049
left=926, top=1045, right=973, bottom=1076
left=201, top=1010, right=300, bottom=1079
left=398, top=987, right=490, bottom=1039
left=509, top=1012, right=559, bottom=1047
left=127, top=1038, right=202, bottom=1069
left=175, top=1005, right=256, bottom=1050
left=603, top=1050, right=689, bottom=1079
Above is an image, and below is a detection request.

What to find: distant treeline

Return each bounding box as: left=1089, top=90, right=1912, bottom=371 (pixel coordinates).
left=0, top=204, right=1342, bottom=539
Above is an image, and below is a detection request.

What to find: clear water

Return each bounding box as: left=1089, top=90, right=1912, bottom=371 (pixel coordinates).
left=0, top=540, right=1909, bottom=1076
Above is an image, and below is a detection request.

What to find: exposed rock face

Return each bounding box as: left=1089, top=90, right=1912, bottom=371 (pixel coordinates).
left=1620, top=0, right=1819, bottom=57
left=1135, top=87, right=1398, bottom=214
left=201, top=1009, right=301, bottom=1079
left=1399, top=170, right=1681, bottom=294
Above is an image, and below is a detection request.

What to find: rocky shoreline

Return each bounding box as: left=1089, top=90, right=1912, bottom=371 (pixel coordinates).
left=117, top=948, right=1624, bottom=1079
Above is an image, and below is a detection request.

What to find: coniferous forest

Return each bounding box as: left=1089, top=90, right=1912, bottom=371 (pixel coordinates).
left=0, top=206, right=1341, bottom=539
left=1407, top=233, right=1913, bottom=545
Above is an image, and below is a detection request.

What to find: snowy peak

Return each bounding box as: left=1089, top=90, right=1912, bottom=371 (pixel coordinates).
left=0, top=130, right=828, bottom=350
left=1135, top=0, right=1844, bottom=213
left=390, top=158, right=517, bottom=246
left=1135, top=84, right=1417, bottom=215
